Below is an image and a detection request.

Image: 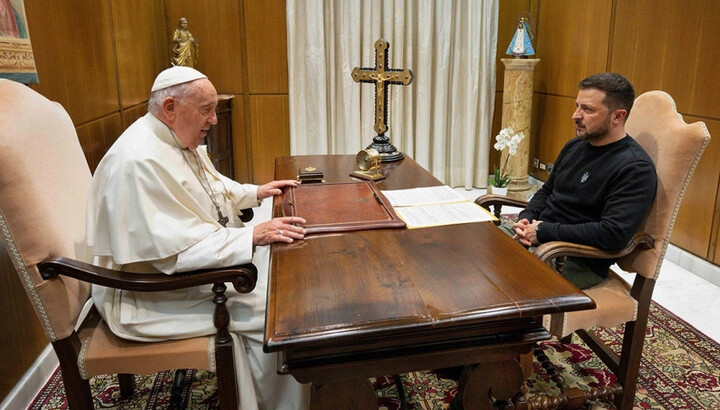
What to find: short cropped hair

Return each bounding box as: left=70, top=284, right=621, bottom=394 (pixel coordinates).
left=579, top=73, right=635, bottom=118
left=147, top=81, right=195, bottom=116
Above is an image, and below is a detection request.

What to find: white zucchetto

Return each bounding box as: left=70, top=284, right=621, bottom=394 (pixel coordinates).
left=151, top=66, right=207, bottom=92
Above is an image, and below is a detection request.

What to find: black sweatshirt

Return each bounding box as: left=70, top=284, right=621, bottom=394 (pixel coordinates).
left=519, top=135, right=657, bottom=277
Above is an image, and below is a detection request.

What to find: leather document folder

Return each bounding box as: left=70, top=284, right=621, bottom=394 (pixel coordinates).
left=282, top=181, right=406, bottom=234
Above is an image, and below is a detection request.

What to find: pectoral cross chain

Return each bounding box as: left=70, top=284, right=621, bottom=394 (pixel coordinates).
left=216, top=205, right=229, bottom=227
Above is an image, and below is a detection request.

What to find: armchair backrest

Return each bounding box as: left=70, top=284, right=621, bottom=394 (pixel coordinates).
left=0, top=79, right=92, bottom=341
left=619, top=91, right=710, bottom=280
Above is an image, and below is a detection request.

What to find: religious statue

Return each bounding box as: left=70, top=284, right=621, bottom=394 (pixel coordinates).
left=506, top=15, right=535, bottom=57
left=171, top=17, right=198, bottom=67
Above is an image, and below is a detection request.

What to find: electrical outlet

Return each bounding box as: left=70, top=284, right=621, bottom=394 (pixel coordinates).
left=533, top=158, right=540, bottom=168
left=539, top=162, right=546, bottom=170
left=546, top=163, right=554, bottom=174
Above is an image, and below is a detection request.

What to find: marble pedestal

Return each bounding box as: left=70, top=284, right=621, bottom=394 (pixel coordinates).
left=501, top=58, right=539, bottom=200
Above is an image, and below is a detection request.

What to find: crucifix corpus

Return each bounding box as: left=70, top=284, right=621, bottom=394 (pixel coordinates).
left=352, top=38, right=413, bottom=162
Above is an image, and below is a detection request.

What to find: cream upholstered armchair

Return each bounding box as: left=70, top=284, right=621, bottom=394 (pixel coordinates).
left=476, top=91, right=710, bottom=409
left=0, top=79, right=257, bottom=409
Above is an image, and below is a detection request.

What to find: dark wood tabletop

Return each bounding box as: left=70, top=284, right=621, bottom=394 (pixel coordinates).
left=265, top=155, right=594, bottom=406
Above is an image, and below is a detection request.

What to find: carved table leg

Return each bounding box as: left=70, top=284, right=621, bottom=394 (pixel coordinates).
left=310, top=379, right=377, bottom=410
left=459, top=358, right=525, bottom=410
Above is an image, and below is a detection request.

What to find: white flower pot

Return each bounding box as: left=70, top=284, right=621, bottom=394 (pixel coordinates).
left=489, top=186, right=508, bottom=196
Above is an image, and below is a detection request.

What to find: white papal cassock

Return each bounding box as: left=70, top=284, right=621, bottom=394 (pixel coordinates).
left=86, top=112, right=309, bottom=409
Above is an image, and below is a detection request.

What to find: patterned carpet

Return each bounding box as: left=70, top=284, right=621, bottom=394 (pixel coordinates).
left=29, top=302, right=720, bottom=409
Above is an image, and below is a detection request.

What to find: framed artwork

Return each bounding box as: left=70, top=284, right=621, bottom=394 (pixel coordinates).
left=0, top=0, right=37, bottom=83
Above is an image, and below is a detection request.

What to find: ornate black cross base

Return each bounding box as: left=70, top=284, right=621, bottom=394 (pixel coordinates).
left=367, top=134, right=404, bottom=162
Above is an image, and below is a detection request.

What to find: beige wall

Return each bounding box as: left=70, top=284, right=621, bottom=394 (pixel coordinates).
left=494, top=0, right=720, bottom=265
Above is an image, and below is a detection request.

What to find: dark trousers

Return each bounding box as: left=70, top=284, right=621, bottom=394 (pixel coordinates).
left=498, top=223, right=604, bottom=289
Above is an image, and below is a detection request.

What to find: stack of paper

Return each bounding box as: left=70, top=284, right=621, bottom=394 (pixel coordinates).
left=381, top=185, right=497, bottom=229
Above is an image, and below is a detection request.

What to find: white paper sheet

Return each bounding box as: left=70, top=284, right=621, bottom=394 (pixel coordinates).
left=393, top=201, right=497, bottom=228
left=381, top=185, right=497, bottom=228
left=381, top=185, right=468, bottom=207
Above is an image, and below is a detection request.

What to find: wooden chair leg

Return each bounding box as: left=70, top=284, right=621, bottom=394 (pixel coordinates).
left=169, top=369, right=187, bottom=409
left=53, top=337, right=94, bottom=409
left=614, top=321, right=643, bottom=409
left=615, top=310, right=652, bottom=408
left=393, top=374, right=408, bottom=410
left=118, top=373, right=135, bottom=398
left=614, top=275, right=655, bottom=410
left=213, top=282, right=239, bottom=409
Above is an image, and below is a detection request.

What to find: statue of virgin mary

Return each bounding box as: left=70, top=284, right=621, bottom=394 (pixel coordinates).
left=506, top=17, right=535, bottom=57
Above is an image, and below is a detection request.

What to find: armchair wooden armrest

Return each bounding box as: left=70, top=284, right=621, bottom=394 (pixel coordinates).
left=37, top=256, right=258, bottom=409
left=534, top=232, right=655, bottom=264
left=534, top=232, right=655, bottom=274
left=474, top=192, right=655, bottom=264
left=38, top=256, right=258, bottom=294
left=474, top=194, right=529, bottom=225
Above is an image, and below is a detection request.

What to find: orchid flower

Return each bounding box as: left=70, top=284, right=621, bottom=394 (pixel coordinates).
left=493, top=127, right=525, bottom=188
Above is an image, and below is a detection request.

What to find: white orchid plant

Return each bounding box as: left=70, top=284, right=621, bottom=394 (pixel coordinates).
left=492, top=127, right=526, bottom=188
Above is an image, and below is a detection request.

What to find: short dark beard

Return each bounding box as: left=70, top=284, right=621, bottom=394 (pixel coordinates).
left=577, top=115, right=611, bottom=141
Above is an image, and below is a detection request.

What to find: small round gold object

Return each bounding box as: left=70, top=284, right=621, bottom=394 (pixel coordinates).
left=356, top=148, right=381, bottom=172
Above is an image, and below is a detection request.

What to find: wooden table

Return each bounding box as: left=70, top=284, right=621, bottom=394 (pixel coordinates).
left=266, top=155, right=594, bottom=409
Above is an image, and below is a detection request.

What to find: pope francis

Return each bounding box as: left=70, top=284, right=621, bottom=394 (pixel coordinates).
left=86, top=66, right=310, bottom=409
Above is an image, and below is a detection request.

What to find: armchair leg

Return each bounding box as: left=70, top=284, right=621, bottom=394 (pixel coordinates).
left=169, top=369, right=187, bottom=409
left=615, top=317, right=650, bottom=409
left=614, top=275, right=655, bottom=410
left=52, top=337, right=94, bottom=409
left=393, top=374, right=408, bottom=410
left=216, top=339, right=238, bottom=409
left=213, top=282, right=239, bottom=409
left=118, top=373, right=135, bottom=398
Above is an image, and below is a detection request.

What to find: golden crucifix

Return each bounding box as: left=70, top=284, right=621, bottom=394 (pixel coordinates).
left=352, top=38, right=413, bottom=162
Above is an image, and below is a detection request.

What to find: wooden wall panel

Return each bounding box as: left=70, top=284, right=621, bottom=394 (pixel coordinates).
left=0, top=246, right=46, bottom=400
left=111, top=0, right=168, bottom=109
left=162, top=1, right=290, bottom=183
left=611, top=0, right=720, bottom=119
left=25, top=0, right=118, bottom=124
left=231, top=96, right=251, bottom=183
left=689, top=1, right=720, bottom=119
left=531, top=94, right=576, bottom=171
left=250, top=95, right=290, bottom=183
left=165, top=0, right=244, bottom=94
left=534, top=0, right=612, bottom=96
left=670, top=116, right=719, bottom=258
left=121, top=103, right=149, bottom=133
left=244, top=0, right=288, bottom=94
left=76, top=115, right=124, bottom=173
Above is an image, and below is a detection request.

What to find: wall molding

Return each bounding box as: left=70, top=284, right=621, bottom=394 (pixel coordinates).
left=0, top=345, right=57, bottom=410
left=666, top=244, right=720, bottom=288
